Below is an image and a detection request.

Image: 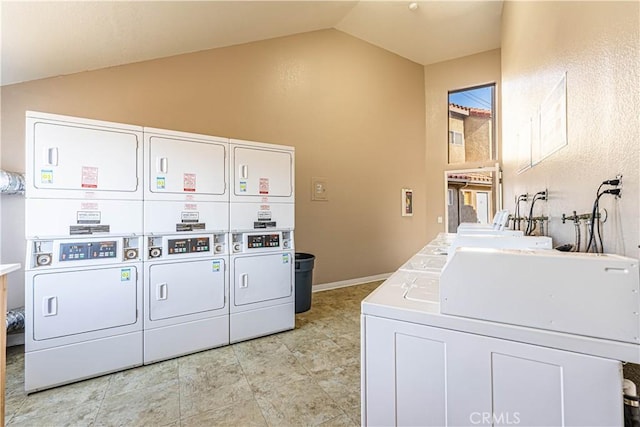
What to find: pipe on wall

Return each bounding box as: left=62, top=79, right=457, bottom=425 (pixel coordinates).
left=0, top=170, right=25, bottom=194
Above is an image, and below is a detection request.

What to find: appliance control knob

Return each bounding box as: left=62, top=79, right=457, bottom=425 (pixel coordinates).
left=233, top=243, right=241, bottom=252
left=283, top=241, right=289, bottom=248
left=36, top=253, right=52, bottom=267
left=124, top=248, right=138, bottom=260
left=215, top=244, right=223, bottom=253
left=149, top=247, right=162, bottom=258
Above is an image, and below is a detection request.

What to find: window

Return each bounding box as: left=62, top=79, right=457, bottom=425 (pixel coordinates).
left=449, top=131, right=464, bottom=146
left=448, top=84, right=495, bottom=164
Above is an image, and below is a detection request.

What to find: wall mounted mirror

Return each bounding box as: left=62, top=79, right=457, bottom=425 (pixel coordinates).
left=445, top=165, right=502, bottom=233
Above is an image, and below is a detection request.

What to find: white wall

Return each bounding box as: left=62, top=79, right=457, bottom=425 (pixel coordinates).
left=501, top=1, right=639, bottom=258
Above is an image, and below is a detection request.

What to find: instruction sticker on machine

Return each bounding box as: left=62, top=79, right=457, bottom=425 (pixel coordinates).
left=257, top=210, right=272, bottom=221
left=120, top=268, right=132, bottom=282
left=40, top=169, right=54, bottom=184
left=239, top=181, right=247, bottom=192
left=181, top=211, right=199, bottom=223
left=183, top=173, right=196, bottom=192
left=282, top=254, right=289, bottom=264
left=212, top=261, right=221, bottom=272
left=156, top=177, right=166, bottom=190
left=77, top=211, right=101, bottom=224
left=259, top=178, right=270, bottom=194
left=81, top=166, right=99, bottom=189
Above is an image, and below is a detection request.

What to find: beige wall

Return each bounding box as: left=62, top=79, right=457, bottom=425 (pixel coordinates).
left=501, top=1, right=639, bottom=258
left=0, top=29, right=427, bottom=308
left=424, top=49, right=502, bottom=240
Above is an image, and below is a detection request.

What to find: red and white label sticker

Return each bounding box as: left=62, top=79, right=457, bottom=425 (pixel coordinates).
left=184, top=203, right=198, bottom=211
left=81, top=202, right=99, bottom=210
left=259, top=178, right=269, bottom=194
left=81, top=166, right=98, bottom=188
left=184, top=173, right=196, bottom=192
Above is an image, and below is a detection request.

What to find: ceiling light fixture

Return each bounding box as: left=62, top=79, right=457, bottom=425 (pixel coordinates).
left=408, top=2, right=419, bottom=11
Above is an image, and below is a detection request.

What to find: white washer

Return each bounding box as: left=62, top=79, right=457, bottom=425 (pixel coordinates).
left=229, top=230, right=294, bottom=343
left=143, top=233, right=229, bottom=364
left=361, top=240, right=639, bottom=426
left=24, top=236, right=143, bottom=393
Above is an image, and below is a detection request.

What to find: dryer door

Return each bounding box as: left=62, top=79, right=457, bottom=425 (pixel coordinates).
left=148, top=258, right=226, bottom=321
left=232, top=146, right=293, bottom=200
left=147, top=135, right=226, bottom=198
left=233, top=253, right=293, bottom=306
left=32, top=266, right=139, bottom=341
left=30, top=121, right=140, bottom=194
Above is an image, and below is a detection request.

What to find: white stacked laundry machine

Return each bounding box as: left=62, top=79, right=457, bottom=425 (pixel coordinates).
left=228, top=139, right=295, bottom=343
left=23, top=112, right=296, bottom=392
left=141, top=127, right=230, bottom=363
left=24, top=112, right=144, bottom=392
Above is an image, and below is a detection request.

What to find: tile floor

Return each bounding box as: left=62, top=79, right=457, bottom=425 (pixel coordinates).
left=4, top=281, right=382, bottom=427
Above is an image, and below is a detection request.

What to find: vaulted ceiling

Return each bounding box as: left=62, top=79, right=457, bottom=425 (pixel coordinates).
left=0, top=1, right=503, bottom=86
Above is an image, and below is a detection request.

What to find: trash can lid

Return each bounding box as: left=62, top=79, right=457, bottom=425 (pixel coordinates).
left=295, top=253, right=315, bottom=260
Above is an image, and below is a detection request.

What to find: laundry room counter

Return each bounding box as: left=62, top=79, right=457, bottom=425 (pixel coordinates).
left=0, top=263, right=20, bottom=427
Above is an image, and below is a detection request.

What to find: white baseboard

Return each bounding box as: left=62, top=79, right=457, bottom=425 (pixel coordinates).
left=7, top=332, right=24, bottom=347
left=312, top=273, right=392, bottom=293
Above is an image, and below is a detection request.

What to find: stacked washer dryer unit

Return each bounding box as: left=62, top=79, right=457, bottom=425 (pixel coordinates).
left=228, top=139, right=295, bottom=343
left=142, top=128, right=230, bottom=363
left=24, top=112, right=144, bottom=392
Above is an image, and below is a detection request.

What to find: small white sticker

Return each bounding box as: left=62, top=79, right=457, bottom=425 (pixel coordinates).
left=239, top=181, right=247, bottom=192
left=156, top=177, right=166, bottom=189
left=77, top=211, right=101, bottom=224
left=258, top=210, right=272, bottom=221
left=212, top=261, right=221, bottom=272
left=282, top=253, right=289, bottom=264
left=181, top=211, right=199, bottom=222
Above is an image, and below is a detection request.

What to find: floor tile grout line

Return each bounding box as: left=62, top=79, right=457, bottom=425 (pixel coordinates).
left=90, top=374, right=112, bottom=426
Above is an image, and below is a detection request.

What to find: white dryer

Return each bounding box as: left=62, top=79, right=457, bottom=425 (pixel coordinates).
left=25, top=111, right=144, bottom=238
left=229, top=230, right=294, bottom=343
left=143, top=127, right=229, bottom=235
left=24, top=235, right=143, bottom=392
left=143, top=233, right=229, bottom=364
left=229, top=139, right=294, bottom=232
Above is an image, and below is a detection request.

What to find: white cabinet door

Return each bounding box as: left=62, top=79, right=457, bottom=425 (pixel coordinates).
left=146, top=134, right=227, bottom=199
left=148, top=258, right=226, bottom=321
left=362, top=315, right=623, bottom=427
left=231, top=143, right=294, bottom=201
left=232, top=253, right=293, bottom=307
left=28, top=120, right=141, bottom=197
left=32, top=266, right=139, bottom=341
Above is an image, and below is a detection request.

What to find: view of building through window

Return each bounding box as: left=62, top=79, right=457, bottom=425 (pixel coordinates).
left=447, top=84, right=495, bottom=164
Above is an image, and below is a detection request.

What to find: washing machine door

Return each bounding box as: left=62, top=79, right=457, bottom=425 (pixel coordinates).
left=32, top=266, right=139, bottom=341
left=233, top=253, right=293, bottom=306
left=148, top=258, right=226, bottom=321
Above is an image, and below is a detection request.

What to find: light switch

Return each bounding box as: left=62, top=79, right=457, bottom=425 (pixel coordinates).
left=312, top=177, right=328, bottom=201
left=437, top=216, right=443, bottom=224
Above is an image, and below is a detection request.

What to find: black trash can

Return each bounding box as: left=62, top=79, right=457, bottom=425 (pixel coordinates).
left=295, top=253, right=315, bottom=313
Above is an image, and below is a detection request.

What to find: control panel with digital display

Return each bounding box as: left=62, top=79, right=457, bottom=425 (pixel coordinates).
left=59, top=241, right=117, bottom=261
left=247, top=234, right=280, bottom=249
left=167, top=237, right=210, bottom=255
